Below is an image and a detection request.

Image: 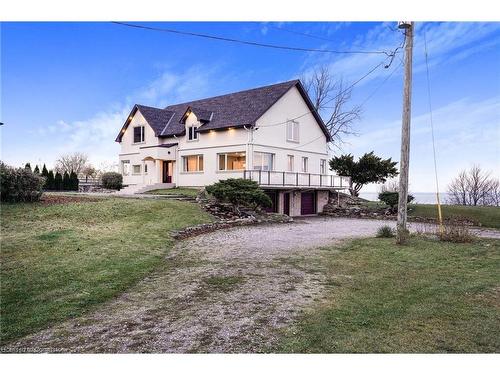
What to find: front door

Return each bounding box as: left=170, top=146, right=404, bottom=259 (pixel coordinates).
left=162, top=161, right=173, bottom=183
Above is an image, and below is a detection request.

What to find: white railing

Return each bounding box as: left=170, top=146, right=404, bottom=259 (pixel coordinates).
left=242, top=169, right=350, bottom=189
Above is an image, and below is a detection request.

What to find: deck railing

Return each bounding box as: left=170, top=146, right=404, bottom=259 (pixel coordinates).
left=242, top=169, right=350, bottom=189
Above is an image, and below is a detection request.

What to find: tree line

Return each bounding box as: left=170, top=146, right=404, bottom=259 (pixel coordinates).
left=25, top=163, right=79, bottom=191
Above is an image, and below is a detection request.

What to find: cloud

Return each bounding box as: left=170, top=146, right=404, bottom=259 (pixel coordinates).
left=32, top=64, right=221, bottom=168
left=298, top=22, right=500, bottom=87
left=343, top=95, right=500, bottom=192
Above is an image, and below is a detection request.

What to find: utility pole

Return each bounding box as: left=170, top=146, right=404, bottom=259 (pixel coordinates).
left=396, top=21, right=414, bottom=244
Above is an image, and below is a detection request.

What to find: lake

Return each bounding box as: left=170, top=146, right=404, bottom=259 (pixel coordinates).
left=360, top=192, right=452, bottom=205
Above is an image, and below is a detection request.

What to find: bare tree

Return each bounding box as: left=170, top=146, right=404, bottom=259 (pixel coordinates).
left=447, top=165, right=498, bottom=206
left=302, top=65, right=362, bottom=147
left=55, top=152, right=89, bottom=175
left=486, top=179, right=500, bottom=206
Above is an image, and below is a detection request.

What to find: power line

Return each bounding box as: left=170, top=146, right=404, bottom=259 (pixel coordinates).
left=112, top=21, right=394, bottom=56
left=259, top=57, right=390, bottom=129
left=424, top=30, right=444, bottom=231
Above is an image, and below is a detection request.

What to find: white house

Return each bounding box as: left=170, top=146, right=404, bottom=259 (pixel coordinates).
left=115, top=80, right=350, bottom=216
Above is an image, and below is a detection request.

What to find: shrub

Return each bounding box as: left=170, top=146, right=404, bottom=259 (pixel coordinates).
left=101, top=172, right=123, bottom=190
left=0, top=162, right=45, bottom=202
left=376, top=225, right=395, bottom=238
left=378, top=191, right=414, bottom=210
left=205, top=178, right=272, bottom=212
left=437, top=220, right=476, bottom=243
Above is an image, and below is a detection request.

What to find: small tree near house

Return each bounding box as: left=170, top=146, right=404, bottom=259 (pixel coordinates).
left=205, top=178, right=272, bottom=213
left=329, top=152, right=398, bottom=197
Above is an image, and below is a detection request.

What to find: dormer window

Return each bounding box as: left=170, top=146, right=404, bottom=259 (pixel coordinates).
left=133, top=126, right=145, bottom=143
left=188, top=126, right=198, bottom=141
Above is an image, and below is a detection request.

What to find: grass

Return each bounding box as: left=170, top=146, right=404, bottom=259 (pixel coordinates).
left=409, top=204, right=500, bottom=229
left=146, top=187, right=200, bottom=197
left=0, top=197, right=213, bottom=343
left=278, top=236, right=500, bottom=353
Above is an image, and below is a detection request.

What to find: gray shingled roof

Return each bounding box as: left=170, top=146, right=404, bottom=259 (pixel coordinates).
left=116, top=80, right=330, bottom=142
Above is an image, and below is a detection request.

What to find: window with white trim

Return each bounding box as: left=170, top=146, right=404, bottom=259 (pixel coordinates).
left=320, top=159, right=327, bottom=174
left=121, top=160, right=130, bottom=176
left=183, top=155, right=204, bottom=172
left=253, top=152, right=274, bottom=171
left=187, top=126, right=198, bottom=141
left=287, top=155, right=294, bottom=172
left=301, top=157, right=308, bottom=173
left=286, top=120, right=299, bottom=142
left=218, top=152, right=246, bottom=171
left=132, top=165, right=141, bottom=175
left=133, top=126, right=145, bottom=143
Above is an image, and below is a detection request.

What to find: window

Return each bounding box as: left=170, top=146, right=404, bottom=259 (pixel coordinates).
left=287, top=155, right=294, bottom=172
left=144, top=164, right=148, bottom=174
left=253, top=152, right=274, bottom=171
left=320, top=159, right=327, bottom=174
left=132, top=165, right=141, bottom=175
left=301, top=157, right=308, bottom=173
left=187, top=126, right=198, bottom=141
left=183, top=155, right=203, bottom=172
left=286, top=120, right=299, bottom=142
left=218, top=152, right=246, bottom=171
left=133, top=126, right=145, bottom=143
left=121, top=160, right=130, bottom=176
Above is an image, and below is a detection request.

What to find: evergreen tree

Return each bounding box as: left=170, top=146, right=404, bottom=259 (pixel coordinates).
left=41, top=164, right=49, bottom=177
left=46, top=170, right=55, bottom=190
left=54, top=171, right=63, bottom=191
left=62, top=171, right=70, bottom=190
left=33, top=165, right=40, bottom=174
left=70, top=170, right=79, bottom=191
left=24, top=163, right=32, bottom=172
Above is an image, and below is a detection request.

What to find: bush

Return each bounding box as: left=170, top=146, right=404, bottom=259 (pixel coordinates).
left=378, top=191, right=414, bottom=210
left=62, top=171, right=71, bottom=190
left=70, top=170, right=79, bottom=191
left=205, top=178, right=272, bottom=212
left=101, top=172, right=123, bottom=190
left=0, top=162, right=45, bottom=202
left=376, top=225, right=395, bottom=238
left=437, top=221, right=476, bottom=243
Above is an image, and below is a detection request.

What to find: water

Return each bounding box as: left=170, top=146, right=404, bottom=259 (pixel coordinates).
left=360, top=192, right=451, bottom=205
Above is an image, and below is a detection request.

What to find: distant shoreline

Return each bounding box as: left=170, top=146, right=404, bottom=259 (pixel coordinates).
left=360, top=192, right=451, bottom=205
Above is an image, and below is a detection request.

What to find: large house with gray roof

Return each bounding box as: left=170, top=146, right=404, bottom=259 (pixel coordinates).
left=115, top=80, right=350, bottom=215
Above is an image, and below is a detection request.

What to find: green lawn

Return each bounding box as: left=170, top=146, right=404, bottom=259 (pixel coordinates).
left=278, top=236, right=500, bottom=353
left=146, top=187, right=201, bottom=197
left=0, top=197, right=212, bottom=343
left=409, top=204, right=500, bottom=229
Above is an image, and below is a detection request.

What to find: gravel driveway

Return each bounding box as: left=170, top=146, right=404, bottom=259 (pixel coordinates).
left=3, top=217, right=498, bottom=353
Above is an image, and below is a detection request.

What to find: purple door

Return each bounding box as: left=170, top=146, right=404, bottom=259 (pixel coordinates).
left=301, top=192, right=316, bottom=215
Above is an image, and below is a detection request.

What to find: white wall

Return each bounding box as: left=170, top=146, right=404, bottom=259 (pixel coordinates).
left=118, top=110, right=160, bottom=185
left=252, top=86, right=329, bottom=176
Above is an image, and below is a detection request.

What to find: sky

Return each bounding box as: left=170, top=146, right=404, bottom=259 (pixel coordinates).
left=1, top=21, right=499, bottom=192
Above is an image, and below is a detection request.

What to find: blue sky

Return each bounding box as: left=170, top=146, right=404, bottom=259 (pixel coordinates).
left=1, top=22, right=499, bottom=192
